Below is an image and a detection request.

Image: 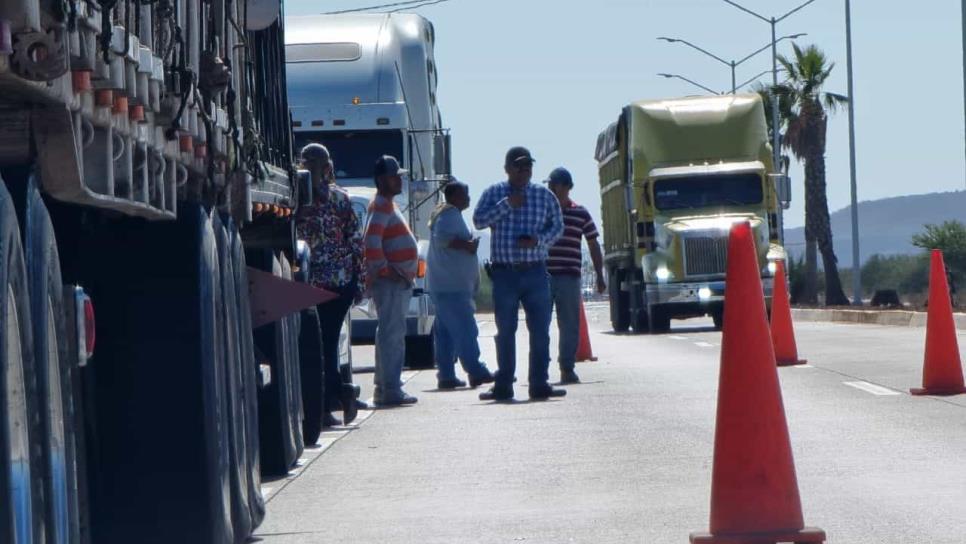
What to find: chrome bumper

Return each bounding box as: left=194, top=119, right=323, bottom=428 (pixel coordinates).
left=646, top=277, right=774, bottom=305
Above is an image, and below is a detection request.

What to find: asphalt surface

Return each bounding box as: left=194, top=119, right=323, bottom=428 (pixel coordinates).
left=253, top=303, right=966, bottom=543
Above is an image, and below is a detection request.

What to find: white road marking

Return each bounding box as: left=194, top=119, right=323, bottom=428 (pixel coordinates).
left=694, top=342, right=715, bottom=348
left=668, top=335, right=688, bottom=341
left=843, top=381, right=901, bottom=396
left=261, top=487, right=273, bottom=497
left=791, top=364, right=815, bottom=369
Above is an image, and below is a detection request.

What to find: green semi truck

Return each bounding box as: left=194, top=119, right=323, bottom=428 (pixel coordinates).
left=595, top=94, right=789, bottom=333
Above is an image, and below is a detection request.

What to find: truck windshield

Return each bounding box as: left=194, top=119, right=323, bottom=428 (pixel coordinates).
left=653, top=173, right=763, bottom=210
left=293, top=130, right=404, bottom=186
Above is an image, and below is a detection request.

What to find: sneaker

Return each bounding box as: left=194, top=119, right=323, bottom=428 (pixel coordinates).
left=437, top=378, right=468, bottom=390
left=479, top=387, right=514, bottom=402
left=529, top=385, right=567, bottom=401
left=374, top=392, right=419, bottom=407
left=560, top=370, right=581, bottom=385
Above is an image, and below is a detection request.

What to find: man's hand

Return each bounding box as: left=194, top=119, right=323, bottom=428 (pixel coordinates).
left=596, top=274, right=607, bottom=294
left=449, top=238, right=480, bottom=254
left=507, top=191, right=526, bottom=209
left=517, top=235, right=538, bottom=249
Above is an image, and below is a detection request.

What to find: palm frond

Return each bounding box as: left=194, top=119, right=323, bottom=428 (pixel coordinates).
left=822, top=91, right=849, bottom=113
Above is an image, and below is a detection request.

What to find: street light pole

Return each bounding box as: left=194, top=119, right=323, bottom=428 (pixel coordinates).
left=845, top=0, right=862, bottom=305
left=657, top=73, right=721, bottom=95
left=962, top=0, right=966, bottom=189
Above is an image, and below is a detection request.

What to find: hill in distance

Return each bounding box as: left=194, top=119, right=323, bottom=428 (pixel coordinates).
left=783, top=190, right=966, bottom=266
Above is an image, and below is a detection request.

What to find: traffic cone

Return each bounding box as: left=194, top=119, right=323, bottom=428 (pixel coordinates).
left=910, top=250, right=966, bottom=396
left=575, top=298, right=598, bottom=362
left=690, top=222, right=825, bottom=544
left=770, top=260, right=806, bottom=366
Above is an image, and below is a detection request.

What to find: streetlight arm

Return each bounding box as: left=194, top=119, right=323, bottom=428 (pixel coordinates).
left=659, top=37, right=732, bottom=67
left=720, top=0, right=770, bottom=23
left=777, top=0, right=818, bottom=22
left=657, top=73, right=721, bottom=95
left=735, top=34, right=805, bottom=66
left=735, top=68, right=785, bottom=92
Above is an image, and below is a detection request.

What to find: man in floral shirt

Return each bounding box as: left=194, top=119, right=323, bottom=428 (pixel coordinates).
left=296, top=143, right=367, bottom=427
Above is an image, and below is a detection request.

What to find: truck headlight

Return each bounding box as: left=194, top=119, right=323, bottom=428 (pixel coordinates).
left=767, top=261, right=777, bottom=275
left=656, top=266, right=670, bottom=281
left=698, top=287, right=712, bottom=301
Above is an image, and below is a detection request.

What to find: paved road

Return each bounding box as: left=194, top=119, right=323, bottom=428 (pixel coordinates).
left=254, top=303, right=966, bottom=543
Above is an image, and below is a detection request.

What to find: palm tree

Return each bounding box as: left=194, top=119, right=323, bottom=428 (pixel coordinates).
left=768, top=44, right=850, bottom=306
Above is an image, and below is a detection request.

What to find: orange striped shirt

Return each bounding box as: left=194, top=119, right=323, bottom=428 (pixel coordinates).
left=364, top=195, right=418, bottom=285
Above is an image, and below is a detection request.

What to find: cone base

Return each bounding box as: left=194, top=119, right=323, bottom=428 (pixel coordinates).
left=690, top=526, right=826, bottom=543
left=910, top=386, right=966, bottom=396
left=576, top=356, right=598, bottom=363
left=777, top=358, right=808, bottom=367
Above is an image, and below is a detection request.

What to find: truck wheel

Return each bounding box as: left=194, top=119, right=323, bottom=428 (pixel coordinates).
left=609, top=269, right=630, bottom=333
left=213, top=215, right=252, bottom=541
left=0, top=179, right=44, bottom=544
left=712, top=309, right=724, bottom=331
left=648, top=306, right=671, bottom=334
left=78, top=204, right=233, bottom=544
left=10, top=178, right=80, bottom=544
left=404, top=333, right=435, bottom=370
left=298, top=308, right=324, bottom=445
left=251, top=251, right=298, bottom=476
left=228, top=228, right=265, bottom=528
left=278, top=256, right=304, bottom=459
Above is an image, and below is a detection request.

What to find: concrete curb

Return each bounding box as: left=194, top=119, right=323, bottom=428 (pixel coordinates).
left=791, top=308, right=966, bottom=329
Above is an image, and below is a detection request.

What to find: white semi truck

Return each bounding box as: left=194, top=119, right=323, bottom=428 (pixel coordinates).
left=0, top=0, right=339, bottom=542
left=285, top=13, right=452, bottom=369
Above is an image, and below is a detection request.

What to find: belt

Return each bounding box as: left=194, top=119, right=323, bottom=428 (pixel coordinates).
left=490, top=261, right=544, bottom=271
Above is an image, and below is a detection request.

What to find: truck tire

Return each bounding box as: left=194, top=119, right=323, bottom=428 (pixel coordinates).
left=250, top=250, right=298, bottom=476
left=0, top=179, right=44, bottom=544
left=609, top=269, right=630, bottom=333
left=79, top=204, right=233, bottom=544
left=228, top=228, right=265, bottom=529
left=712, top=308, right=724, bottom=331
left=213, top=215, right=253, bottom=542
left=279, top=256, right=304, bottom=459
left=10, top=177, right=80, bottom=544
left=404, top=333, right=435, bottom=370
left=298, top=308, right=324, bottom=445
left=648, top=305, right=671, bottom=334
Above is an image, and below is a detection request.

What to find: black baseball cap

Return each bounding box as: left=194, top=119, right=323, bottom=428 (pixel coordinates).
left=505, top=146, right=535, bottom=167
left=545, top=167, right=573, bottom=187
left=374, top=155, right=408, bottom=177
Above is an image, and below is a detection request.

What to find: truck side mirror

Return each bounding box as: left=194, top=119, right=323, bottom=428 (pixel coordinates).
left=297, top=169, right=312, bottom=207
left=434, top=133, right=452, bottom=177
left=770, top=173, right=791, bottom=207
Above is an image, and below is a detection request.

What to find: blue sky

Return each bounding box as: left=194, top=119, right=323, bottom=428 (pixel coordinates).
left=288, top=1, right=965, bottom=230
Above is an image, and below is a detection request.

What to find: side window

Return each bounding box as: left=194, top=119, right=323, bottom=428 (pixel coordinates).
left=352, top=202, right=368, bottom=234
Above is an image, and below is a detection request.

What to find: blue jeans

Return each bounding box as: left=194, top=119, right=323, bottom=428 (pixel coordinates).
left=430, top=291, right=489, bottom=381
left=550, top=274, right=581, bottom=372
left=371, top=278, right=412, bottom=402
left=491, top=265, right=552, bottom=393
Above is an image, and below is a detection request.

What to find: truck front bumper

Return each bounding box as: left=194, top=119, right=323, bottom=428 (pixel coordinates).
left=645, top=277, right=774, bottom=306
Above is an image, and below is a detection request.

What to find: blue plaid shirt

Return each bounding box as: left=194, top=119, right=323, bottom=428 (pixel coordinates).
left=473, top=181, right=564, bottom=264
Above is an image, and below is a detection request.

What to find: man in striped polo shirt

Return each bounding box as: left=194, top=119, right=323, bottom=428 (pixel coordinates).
left=364, top=155, right=419, bottom=406
left=545, top=167, right=606, bottom=384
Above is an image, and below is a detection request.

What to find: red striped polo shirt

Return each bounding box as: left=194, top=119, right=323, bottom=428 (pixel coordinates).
left=547, top=201, right=599, bottom=276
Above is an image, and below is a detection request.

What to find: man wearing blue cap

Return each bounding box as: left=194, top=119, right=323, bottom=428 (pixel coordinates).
left=473, top=146, right=565, bottom=402
left=545, top=167, right=606, bottom=384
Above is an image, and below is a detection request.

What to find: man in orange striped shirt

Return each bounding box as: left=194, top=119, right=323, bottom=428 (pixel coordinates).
left=364, top=155, right=419, bottom=406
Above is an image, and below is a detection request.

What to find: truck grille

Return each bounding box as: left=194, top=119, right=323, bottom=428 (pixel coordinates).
left=684, top=236, right=728, bottom=276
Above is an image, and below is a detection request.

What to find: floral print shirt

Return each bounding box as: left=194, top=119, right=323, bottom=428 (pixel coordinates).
left=296, top=185, right=366, bottom=295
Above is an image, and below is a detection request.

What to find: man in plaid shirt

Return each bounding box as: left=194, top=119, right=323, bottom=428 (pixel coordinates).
left=473, top=146, right=565, bottom=401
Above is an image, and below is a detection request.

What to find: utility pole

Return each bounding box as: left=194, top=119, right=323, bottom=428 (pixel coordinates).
left=845, top=0, right=862, bottom=305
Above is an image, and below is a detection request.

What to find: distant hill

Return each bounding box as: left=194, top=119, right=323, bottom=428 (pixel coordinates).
left=783, top=190, right=966, bottom=266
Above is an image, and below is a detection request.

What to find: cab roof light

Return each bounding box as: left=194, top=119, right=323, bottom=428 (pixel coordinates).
left=376, top=118, right=390, bottom=125
left=333, top=119, right=346, bottom=126
left=352, top=97, right=361, bottom=105
left=310, top=120, right=324, bottom=127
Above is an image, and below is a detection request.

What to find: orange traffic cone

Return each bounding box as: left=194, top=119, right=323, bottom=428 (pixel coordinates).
left=690, top=222, right=825, bottom=544
left=910, top=250, right=966, bottom=396
left=575, top=298, right=598, bottom=362
left=771, top=260, right=806, bottom=366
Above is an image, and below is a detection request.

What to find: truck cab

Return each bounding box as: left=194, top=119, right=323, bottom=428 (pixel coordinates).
left=597, top=94, right=787, bottom=333
left=285, top=13, right=451, bottom=367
